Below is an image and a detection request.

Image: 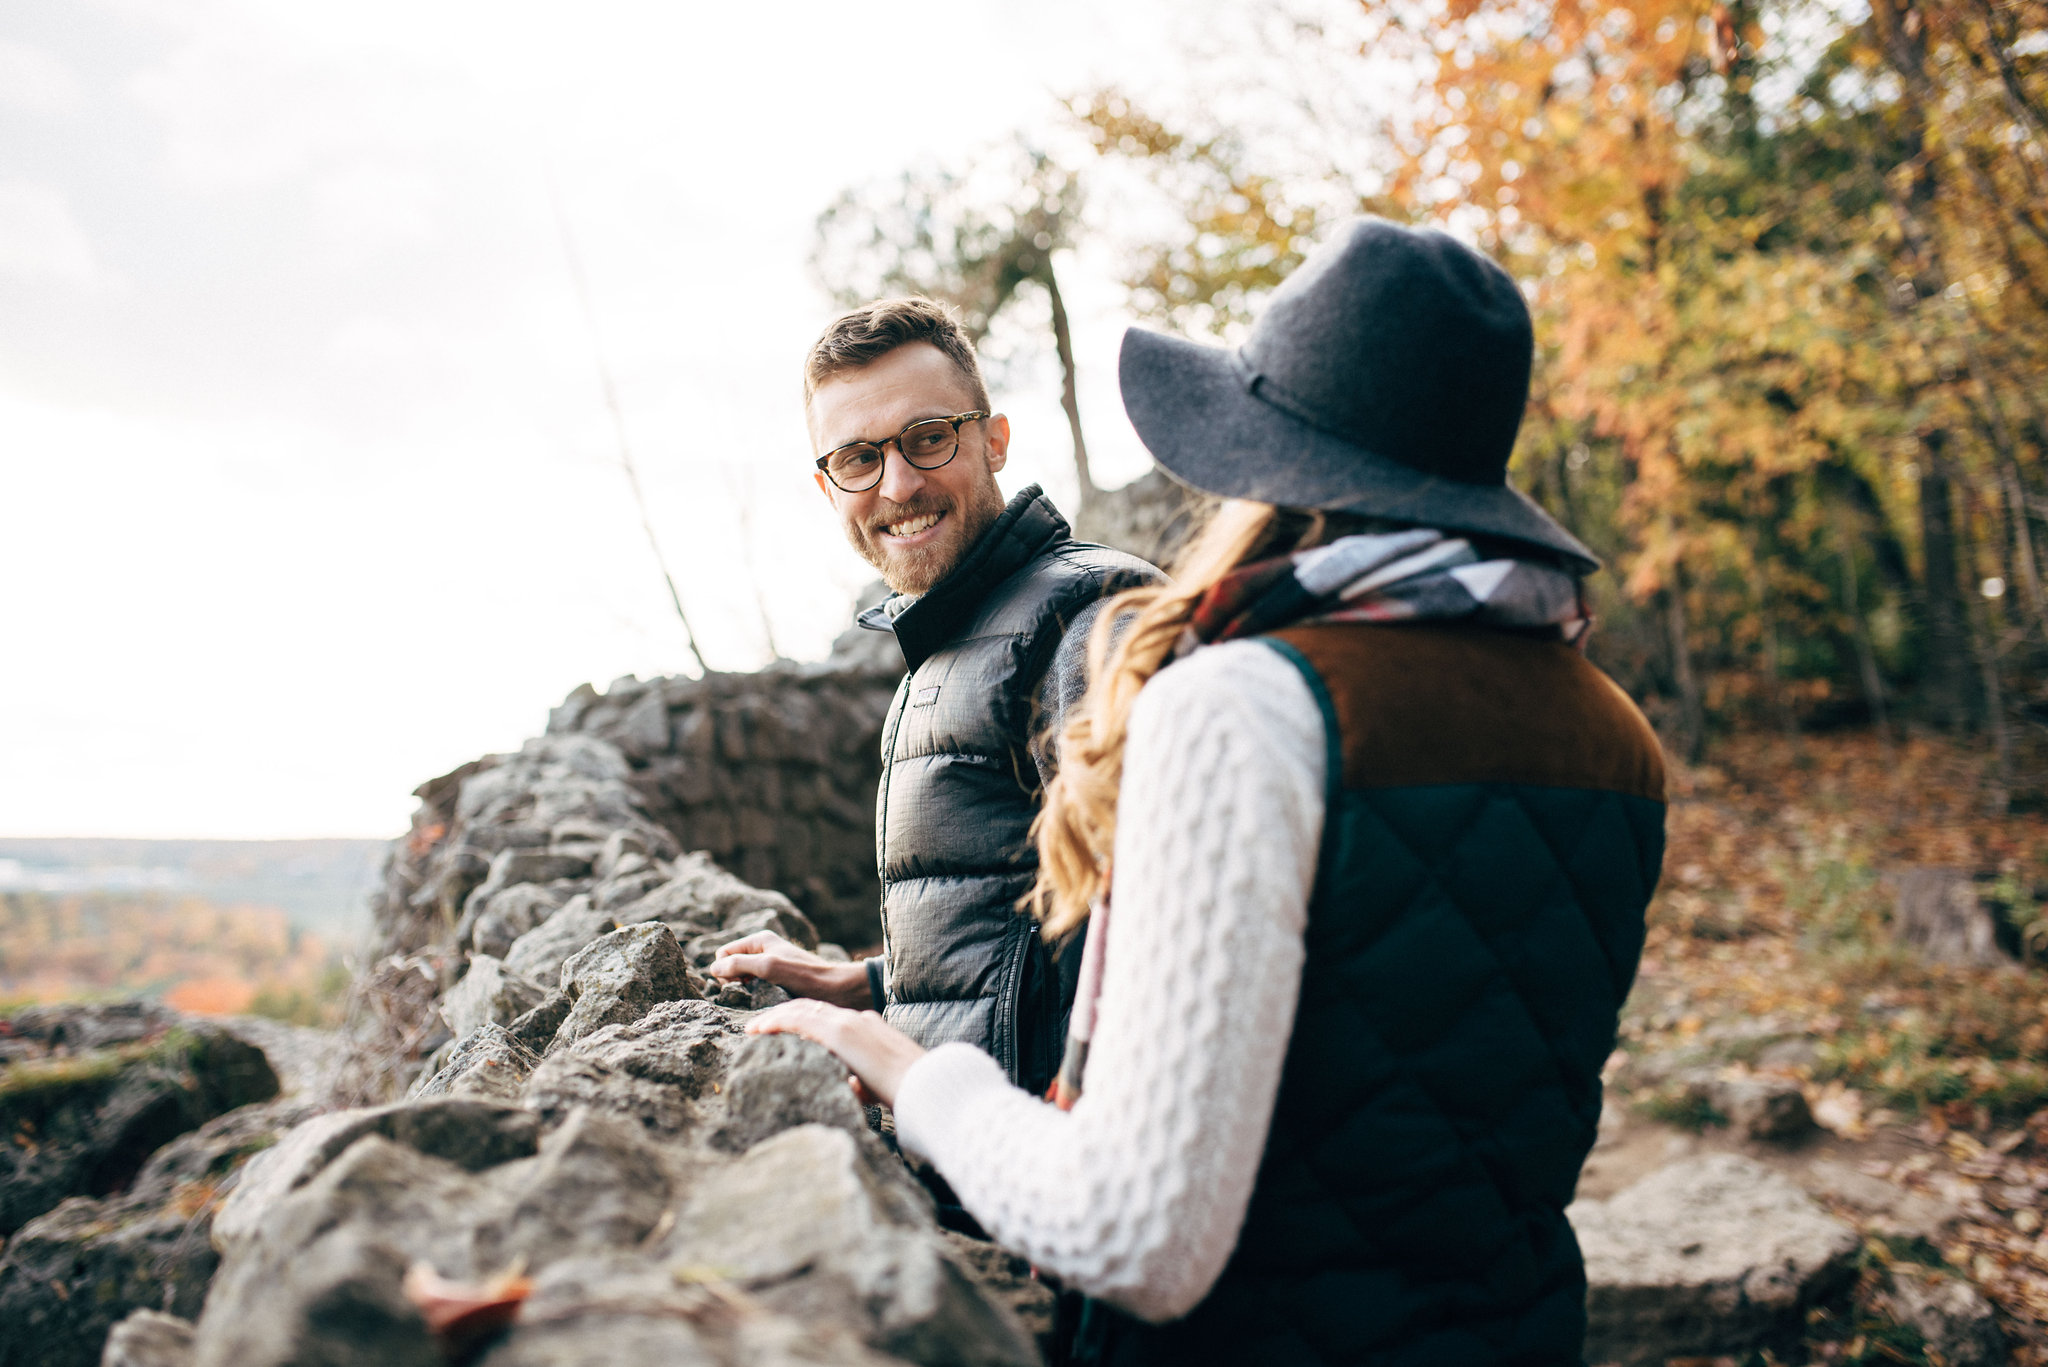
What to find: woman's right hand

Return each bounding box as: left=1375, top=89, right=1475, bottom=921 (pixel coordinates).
left=708, top=930, right=873, bottom=1009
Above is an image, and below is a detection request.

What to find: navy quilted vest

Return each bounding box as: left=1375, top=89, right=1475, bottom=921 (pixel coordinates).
left=1086, top=622, right=1666, bottom=1367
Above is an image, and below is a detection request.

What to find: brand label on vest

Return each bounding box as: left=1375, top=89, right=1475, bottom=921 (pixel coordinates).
left=911, top=686, right=941, bottom=708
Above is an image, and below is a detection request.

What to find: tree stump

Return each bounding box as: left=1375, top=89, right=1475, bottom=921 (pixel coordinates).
left=1891, top=867, right=2006, bottom=967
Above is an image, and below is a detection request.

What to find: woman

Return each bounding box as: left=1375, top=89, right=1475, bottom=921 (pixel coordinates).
left=738, top=218, right=1667, bottom=1365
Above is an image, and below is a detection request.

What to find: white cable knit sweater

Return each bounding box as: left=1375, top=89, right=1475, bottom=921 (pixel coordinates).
left=891, top=640, right=1326, bottom=1323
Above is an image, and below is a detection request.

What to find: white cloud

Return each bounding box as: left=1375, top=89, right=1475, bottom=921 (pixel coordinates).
left=0, top=180, right=105, bottom=284
left=0, top=39, right=80, bottom=110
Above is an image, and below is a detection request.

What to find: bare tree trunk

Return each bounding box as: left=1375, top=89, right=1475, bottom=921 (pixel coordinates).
left=1974, top=596, right=2013, bottom=816
left=1836, top=508, right=1893, bottom=743
left=1043, top=263, right=1097, bottom=514
left=1918, top=440, right=1977, bottom=731
left=1752, top=562, right=1796, bottom=737
left=1666, top=569, right=1706, bottom=763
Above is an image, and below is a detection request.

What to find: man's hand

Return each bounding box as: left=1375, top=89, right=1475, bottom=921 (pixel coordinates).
left=746, top=999, right=925, bottom=1109
left=709, top=931, right=874, bottom=1009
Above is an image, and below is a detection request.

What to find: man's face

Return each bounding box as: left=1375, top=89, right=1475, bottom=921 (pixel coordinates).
left=810, top=342, right=1011, bottom=596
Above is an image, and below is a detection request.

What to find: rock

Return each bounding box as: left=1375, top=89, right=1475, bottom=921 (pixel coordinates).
left=507, top=992, right=573, bottom=1052
left=0, top=1020, right=279, bottom=1236
left=1882, top=1267, right=2004, bottom=1366
left=100, top=1310, right=195, bottom=1367
left=553, top=924, right=703, bottom=1048
left=441, top=955, right=550, bottom=1038
left=1801, top=1159, right=1965, bottom=1242
left=1675, top=1070, right=1816, bottom=1142
left=408, top=1025, right=540, bottom=1104
left=1571, top=1152, right=1861, bottom=1366
left=196, top=1216, right=440, bottom=1367
left=0, top=1098, right=305, bottom=1367
left=503, top=897, right=617, bottom=986
left=663, top=1124, right=1037, bottom=1366
left=471, top=884, right=570, bottom=959
left=711, top=1034, right=869, bottom=1153
left=199, top=1112, right=682, bottom=1367
left=943, top=1231, right=1056, bottom=1360
left=4, top=1001, right=181, bottom=1056
left=614, top=852, right=817, bottom=951
left=1892, top=866, right=2006, bottom=967
left=213, top=1097, right=540, bottom=1252
left=522, top=1000, right=740, bottom=1136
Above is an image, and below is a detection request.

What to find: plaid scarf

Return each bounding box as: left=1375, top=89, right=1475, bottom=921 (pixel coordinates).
left=1180, top=527, right=1589, bottom=653
left=1049, top=528, right=1590, bottom=1112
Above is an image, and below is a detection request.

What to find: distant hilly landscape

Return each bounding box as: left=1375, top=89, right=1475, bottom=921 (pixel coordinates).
left=0, top=837, right=388, bottom=937
left=0, top=838, right=390, bottom=1019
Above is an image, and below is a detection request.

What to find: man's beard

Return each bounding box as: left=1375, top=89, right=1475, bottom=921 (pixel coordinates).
left=845, top=471, right=1009, bottom=596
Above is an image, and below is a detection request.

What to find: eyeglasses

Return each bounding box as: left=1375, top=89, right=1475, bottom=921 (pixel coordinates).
left=815, top=412, right=989, bottom=493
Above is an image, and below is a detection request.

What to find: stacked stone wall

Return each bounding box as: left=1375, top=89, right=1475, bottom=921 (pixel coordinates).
left=371, top=628, right=902, bottom=963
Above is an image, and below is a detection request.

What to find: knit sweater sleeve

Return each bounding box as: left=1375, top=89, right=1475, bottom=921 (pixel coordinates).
left=890, top=639, right=1325, bottom=1322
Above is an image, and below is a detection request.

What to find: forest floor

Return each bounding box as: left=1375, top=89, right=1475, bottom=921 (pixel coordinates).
left=1613, top=729, right=2048, bottom=1364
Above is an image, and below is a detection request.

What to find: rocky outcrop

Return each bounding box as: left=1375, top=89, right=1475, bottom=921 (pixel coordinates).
left=1571, top=1153, right=1862, bottom=1365
left=0, top=1007, right=278, bottom=1236
left=0, top=1005, right=299, bottom=1367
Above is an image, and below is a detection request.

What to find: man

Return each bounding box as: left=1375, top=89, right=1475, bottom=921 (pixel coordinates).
left=710, top=298, right=1160, bottom=1098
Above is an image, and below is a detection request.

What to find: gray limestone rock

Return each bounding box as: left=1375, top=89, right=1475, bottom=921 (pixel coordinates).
left=507, top=992, right=573, bottom=1053
left=408, top=1025, right=540, bottom=1104
left=553, top=923, right=703, bottom=1048
left=614, top=852, right=817, bottom=950
left=1882, top=1267, right=2004, bottom=1367
left=521, top=999, right=740, bottom=1136
left=471, top=884, right=570, bottom=959
left=710, top=1034, right=869, bottom=1154
left=441, top=955, right=549, bottom=1039
left=503, top=897, right=617, bottom=986
left=1801, top=1158, right=1965, bottom=1242
left=212, top=1097, right=540, bottom=1252
left=1571, top=1153, right=1861, bottom=1366
left=99, top=1310, right=195, bottom=1367
left=663, top=1125, right=1036, bottom=1367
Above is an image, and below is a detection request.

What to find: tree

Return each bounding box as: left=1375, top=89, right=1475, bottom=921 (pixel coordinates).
left=812, top=140, right=1100, bottom=510
left=1069, top=0, right=2048, bottom=763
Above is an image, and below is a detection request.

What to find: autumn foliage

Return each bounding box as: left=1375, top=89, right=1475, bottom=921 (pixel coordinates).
left=0, top=891, right=349, bottom=1025
left=1075, top=0, right=2048, bottom=780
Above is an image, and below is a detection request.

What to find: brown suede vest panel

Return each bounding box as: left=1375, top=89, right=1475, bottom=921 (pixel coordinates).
left=1268, top=623, right=1667, bottom=802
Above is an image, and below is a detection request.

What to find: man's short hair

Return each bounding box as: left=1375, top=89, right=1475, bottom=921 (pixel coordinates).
left=804, top=298, right=990, bottom=413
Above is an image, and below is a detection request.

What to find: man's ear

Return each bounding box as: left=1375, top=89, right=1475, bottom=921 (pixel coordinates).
left=813, top=469, right=836, bottom=503
left=984, top=413, right=1011, bottom=474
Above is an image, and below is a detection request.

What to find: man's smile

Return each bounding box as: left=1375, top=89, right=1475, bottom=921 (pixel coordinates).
left=880, top=509, right=947, bottom=543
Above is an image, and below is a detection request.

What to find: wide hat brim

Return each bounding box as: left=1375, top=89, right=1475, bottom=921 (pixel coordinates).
left=1119, top=327, right=1600, bottom=573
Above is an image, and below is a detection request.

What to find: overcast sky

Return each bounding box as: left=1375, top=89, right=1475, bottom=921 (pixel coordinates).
left=0, top=0, right=1246, bottom=839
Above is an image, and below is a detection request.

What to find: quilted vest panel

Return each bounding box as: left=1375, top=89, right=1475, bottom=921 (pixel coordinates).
left=1092, top=623, right=1666, bottom=1367
left=868, top=488, right=1158, bottom=1089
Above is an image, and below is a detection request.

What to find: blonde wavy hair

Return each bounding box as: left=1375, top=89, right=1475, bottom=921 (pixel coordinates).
left=1028, top=498, right=1368, bottom=938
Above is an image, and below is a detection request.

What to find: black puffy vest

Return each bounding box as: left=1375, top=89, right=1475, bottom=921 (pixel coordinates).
left=860, top=486, right=1159, bottom=1093
left=1084, top=623, right=1666, bottom=1367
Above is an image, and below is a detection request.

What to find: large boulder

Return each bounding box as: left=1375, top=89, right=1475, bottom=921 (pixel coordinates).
left=1571, top=1153, right=1861, bottom=1366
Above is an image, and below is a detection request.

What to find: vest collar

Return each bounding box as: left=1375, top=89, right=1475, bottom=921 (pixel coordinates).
left=856, top=484, right=1070, bottom=672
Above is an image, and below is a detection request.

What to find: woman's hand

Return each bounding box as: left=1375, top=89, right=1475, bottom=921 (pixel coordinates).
left=746, top=1000, right=926, bottom=1109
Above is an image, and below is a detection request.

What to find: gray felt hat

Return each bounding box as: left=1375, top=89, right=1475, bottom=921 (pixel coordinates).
left=1118, top=216, right=1598, bottom=572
